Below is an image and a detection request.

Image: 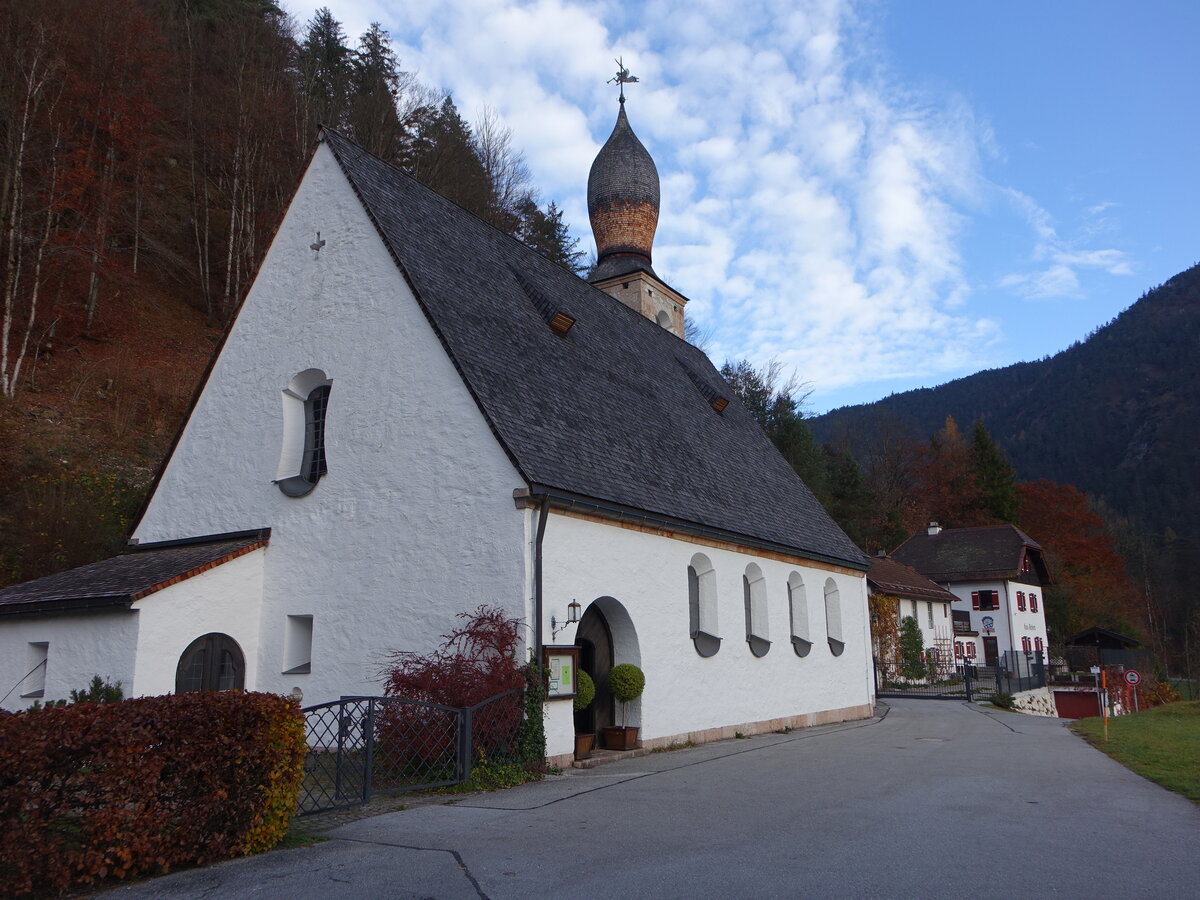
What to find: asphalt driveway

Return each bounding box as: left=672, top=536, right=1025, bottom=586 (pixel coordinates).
left=104, top=699, right=1200, bottom=899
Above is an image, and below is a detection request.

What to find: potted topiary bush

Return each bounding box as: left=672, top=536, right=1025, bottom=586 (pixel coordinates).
left=602, top=663, right=645, bottom=750
left=573, top=670, right=596, bottom=759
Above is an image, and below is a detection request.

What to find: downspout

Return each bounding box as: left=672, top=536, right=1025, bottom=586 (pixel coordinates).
left=533, top=495, right=550, bottom=660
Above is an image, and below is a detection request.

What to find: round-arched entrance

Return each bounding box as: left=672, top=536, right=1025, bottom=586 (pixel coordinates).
left=572, top=597, right=641, bottom=736
left=175, top=633, right=246, bottom=693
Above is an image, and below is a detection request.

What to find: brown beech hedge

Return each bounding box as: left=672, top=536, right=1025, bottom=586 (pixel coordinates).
left=0, top=691, right=306, bottom=896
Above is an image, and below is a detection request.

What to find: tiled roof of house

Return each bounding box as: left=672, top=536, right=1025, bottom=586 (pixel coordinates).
left=866, top=555, right=957, bottom=602
left=323, top=130, right=865, bottom=569
left=891, top=525, right=1047, bottom=583
left=0, top=530, right=268, bottom=616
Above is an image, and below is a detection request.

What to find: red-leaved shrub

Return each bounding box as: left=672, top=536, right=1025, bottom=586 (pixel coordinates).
left=0, top=691, right=305, bottom=897
left=379, top=606, right=526, bottom=762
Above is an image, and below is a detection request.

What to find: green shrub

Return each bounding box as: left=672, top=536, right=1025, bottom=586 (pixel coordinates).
left=899, top=616, right=925, bottom=680
left=991, top=692, right=1016, bottom=710
left=573, top=671, right=596, bottom=712
left=0, top=691, right=305, bottom=896
left=69, top=675, right=124, bottom=704
left=609, top=664, right=645, bottom=703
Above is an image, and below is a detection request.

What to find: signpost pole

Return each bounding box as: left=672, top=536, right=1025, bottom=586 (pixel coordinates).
left=1101, top=668, right=1109, bottom=741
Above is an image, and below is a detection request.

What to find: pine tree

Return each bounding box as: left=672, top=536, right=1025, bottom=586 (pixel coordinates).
left=347, top=23, right=406, bottom=160
left=516, top=200, right=587, bottom=272
left=970, top=420, right=1018, bottom=523
left=298, top=8, right=352, bottom=131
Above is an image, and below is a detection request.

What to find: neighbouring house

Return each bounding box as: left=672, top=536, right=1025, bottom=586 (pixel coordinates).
left=866, top=553, right=959, bottom=671
left=0, top=99, right=875, bottom=762
left=891, top=523, right=1051, bottom=670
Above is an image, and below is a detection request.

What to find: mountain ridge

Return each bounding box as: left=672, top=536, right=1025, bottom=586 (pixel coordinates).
left=811, top=262, right=1200, bottom=543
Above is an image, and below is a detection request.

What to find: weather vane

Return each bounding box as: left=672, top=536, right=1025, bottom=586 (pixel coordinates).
left=608, top=57, right=640, bottom=103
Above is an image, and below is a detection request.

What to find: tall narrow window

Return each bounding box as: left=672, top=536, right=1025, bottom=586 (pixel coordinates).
left=824, top=578, right=844, bottom=656
left=743, top=564, right=770, bottom=657
left=21, top=642, right=48, bottom=698
left=1030, top=593, right=1039, bottom=612
left=788, top=572, right=811, bottom=657
left=926, top=601, right=934, bottom=628
left=688, top=553, right=721, bottom=657
left=1017, top=591, right=1026, bottom=611
left=276, top=369, right=333, bottom=497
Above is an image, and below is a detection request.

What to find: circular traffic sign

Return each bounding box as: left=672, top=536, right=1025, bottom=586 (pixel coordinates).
left=1124, top=670, right=1141, bottom=686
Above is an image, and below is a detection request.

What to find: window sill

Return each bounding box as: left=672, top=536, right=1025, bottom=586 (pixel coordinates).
left=282, top=663, right=311, bottom=675
left=20, top=690, right=45, bottom=699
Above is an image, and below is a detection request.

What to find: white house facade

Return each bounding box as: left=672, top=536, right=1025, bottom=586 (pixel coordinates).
left=892, top=524, right=1051, bottom=670
left=1, top=105, right=875, bottom=762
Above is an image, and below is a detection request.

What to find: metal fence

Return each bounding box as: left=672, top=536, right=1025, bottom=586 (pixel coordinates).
left=874, top=651, right=1046, bottom=702
left=299, top=690, right=524, bottom=816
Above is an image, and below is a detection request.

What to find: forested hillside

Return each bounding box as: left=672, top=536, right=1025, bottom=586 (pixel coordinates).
left=812, top=263, right=1200, bottom=547
left=808, top=263, right=1200, bottom=677
left=0, top=0, right=583, bottom=585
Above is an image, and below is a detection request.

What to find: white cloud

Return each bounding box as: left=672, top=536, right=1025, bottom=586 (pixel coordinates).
left=999, top=188, right=1130, bottom=299
left=287, top=0, right=1104, bottom=405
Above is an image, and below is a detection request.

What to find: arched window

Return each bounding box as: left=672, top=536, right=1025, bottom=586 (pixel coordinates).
left=688, top=553, right=721, bottom=657
left=176, top=633, right=246, bottom=693
left=656, top=310, right=672, bottom=329
left=276, top=368, right=333, bottom=497
left=788, top=572, right=811, bottom=657
left=743, top=563, right=770, bottom=657
left=824, top=578, right=844, bottom=656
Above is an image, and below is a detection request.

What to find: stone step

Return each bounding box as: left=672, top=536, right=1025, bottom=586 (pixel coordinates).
left=571, top=746, right=652, bottom=769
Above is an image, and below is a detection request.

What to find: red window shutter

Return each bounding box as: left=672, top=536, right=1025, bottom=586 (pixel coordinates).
left=972, top=591, right=980, bottom=610
left=1017, top=591, right=1025, bottom=611
left=1031, top=593, right=1039, bottom=612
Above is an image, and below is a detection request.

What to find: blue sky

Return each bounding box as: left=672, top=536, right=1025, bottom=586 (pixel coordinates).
left=289, top=0, right=1199, bottom=413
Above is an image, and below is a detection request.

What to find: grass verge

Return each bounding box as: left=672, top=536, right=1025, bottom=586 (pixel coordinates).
left=1070, top=701, right=1200, bottom=804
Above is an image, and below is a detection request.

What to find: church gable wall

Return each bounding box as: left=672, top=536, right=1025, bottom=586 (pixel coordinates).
left=134, top=142, right=528, bottom=705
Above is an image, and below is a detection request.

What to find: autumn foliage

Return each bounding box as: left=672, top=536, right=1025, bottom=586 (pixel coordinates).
left=0, top=691, right=305, bottom=897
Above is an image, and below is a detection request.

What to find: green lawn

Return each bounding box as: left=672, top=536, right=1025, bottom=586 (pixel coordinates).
left=1071, top=701, right=1200, bottom=803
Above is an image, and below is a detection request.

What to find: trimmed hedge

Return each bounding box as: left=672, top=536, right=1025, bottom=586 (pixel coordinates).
left=0, top=691, right=306, bottom=897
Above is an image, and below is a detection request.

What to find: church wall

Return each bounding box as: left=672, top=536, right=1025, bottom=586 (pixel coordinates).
left=0, top=611, right=137, bottom=710
left=129, top=548, right=266, bottom=697
left=133, top=142, right=529, bottom=707
left=540, top=513, right=874, bottom=757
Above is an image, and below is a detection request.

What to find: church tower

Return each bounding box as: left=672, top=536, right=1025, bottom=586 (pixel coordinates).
left=587, top=66, right=688, bottom=338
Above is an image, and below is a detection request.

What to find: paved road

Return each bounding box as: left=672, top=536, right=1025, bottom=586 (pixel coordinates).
left=104, top=700, right=1199, bottom=899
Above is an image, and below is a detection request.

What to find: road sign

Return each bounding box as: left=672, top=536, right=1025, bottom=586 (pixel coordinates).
left=1124, top=670, right=1141, bottom=686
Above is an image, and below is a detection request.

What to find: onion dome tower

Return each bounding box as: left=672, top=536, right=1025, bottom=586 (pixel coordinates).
left=587, top=61, right=688, bottom=338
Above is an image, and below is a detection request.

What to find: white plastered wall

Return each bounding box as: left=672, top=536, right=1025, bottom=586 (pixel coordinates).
left=133, top=142, right=528, bottom=706
left=946, top=580, right=1048, bottom=660
left=540, top=513, right=874, bottom=758
left=0, top=612, right=137, bottom=710
left=129, top=548, right=265, bottom=697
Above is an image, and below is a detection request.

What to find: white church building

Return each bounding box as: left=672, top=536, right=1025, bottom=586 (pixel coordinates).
left=0, top=98, right=874, bottom=762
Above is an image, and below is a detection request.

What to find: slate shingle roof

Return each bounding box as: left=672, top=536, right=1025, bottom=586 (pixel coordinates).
left=891, top=525, right=1047, bottom=583
left=866, top=555, right=958, bottom=603
left=323, top=130, right=865, bottom=569
left=0, top=530, right=268, bottom=616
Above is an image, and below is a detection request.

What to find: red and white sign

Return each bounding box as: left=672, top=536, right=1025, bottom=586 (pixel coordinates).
left=1124, top=670, right=1142, bottom=686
